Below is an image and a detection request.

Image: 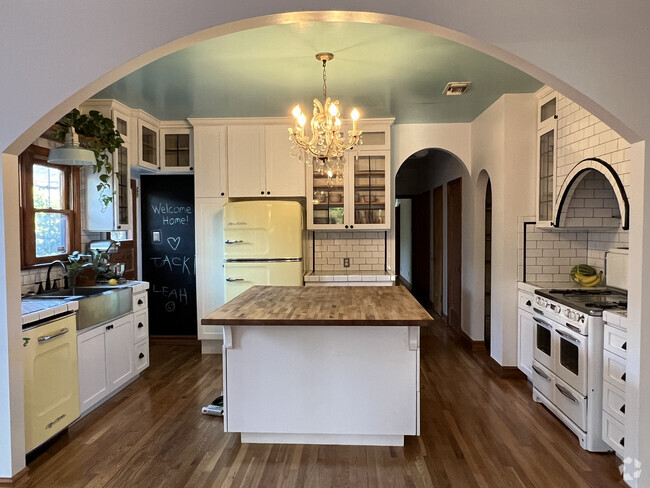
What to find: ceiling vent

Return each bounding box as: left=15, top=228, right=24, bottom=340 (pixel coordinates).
left=443, top=82, right=472, bottom=96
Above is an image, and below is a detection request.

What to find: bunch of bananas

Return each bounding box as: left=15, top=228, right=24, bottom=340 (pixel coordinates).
left=570, top=264, right=603, bottom=287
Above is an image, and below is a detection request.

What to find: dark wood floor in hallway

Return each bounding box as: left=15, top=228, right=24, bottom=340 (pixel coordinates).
left=17, top=322, right=626, bottom=488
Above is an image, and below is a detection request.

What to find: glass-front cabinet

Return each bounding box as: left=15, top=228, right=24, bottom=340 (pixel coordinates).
left=160, top=123, right=193, bottom=172
left=536, top=87, right=557, bottom=227
left=307, top=149, right=390, bottom=230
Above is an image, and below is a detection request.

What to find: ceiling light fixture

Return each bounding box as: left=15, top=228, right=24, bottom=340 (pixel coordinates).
left=48, top=126, right=97, bottom=166
left=289, top=52, right=362, bottom=178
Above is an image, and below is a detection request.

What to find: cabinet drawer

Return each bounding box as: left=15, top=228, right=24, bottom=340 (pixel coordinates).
left=603, top=349, right=627, bottom=391
left=602, top=411, right=625, bottom=457
left=135, top=340, right=149, bottom=373
left=603, top=381, right=626, bottom=425
left=554, top=377, right=587, bottom=431
left=604, top=324, right=628, bottom=359
left=132, top=292, right=148, bottom=312
left=518, top=291, right=535, bottom=313
left=133, top=311, right=149, bottom=343
left=532, top=362, right=555, bottom=400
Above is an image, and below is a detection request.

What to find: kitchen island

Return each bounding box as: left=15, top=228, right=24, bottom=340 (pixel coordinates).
left=202, top=285, right=433, bottom=446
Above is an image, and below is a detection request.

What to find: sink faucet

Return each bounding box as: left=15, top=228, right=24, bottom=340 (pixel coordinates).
left=45, top=260, right=68, bottom=291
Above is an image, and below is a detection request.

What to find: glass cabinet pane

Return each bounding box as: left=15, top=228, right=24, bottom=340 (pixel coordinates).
left=312, top=167, right=344, bottom=226
left=116, top=146, right=129, bottom=225
left=141, top=126, right=157, bottom=165
left=164, top=133, right=191, bottom=168
left=354, top=155, right=386, bottom=225
left=538, top=129, right=554, bottom=221
left=540, top=98, right=557, bottom=123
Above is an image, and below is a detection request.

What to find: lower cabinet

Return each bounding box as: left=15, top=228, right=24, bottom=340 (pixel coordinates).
left=517, top=289, right=535, bottom=381
left=77, top=296, right=150, bottom=414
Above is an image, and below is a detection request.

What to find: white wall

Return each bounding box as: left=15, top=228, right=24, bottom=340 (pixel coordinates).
left=2, top=4, right=650, bottom=483
left=397, top=199, right=412, bottom=286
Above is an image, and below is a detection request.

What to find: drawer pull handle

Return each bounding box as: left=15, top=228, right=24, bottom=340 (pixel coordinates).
left=106, top=324, right=114, bottom=331
left=137, top=299, right=144, bottom=305
left=620, top=437, right=625, bottom=447
left=621, top=372, right=626, bottom=382
left=138, top=322, right=144, bottom=328
left=622, top=341, right=627, bottom=351
left=225, top=240, right=243, bottom=244
left=620, top=404, right=626, bottom=414
left=525, top=300, right=531, bottom=306
left=556, top=384, right=579, bottom=404
left=139, top=352, right=145, bottom=359
left=38, top=328, right=69, bottom=343
left=226, top=277, right=244, bottom=282
left=532, top=364, right=550, bottom=381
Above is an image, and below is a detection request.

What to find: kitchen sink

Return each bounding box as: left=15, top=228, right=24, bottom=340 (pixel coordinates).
left=23, top=286, right=133, bottom=330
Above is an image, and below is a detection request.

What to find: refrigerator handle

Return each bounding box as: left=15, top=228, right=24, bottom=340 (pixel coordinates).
left=226, top=278, right=245, bottom=282
left=225, top=240, right=244, bottom=244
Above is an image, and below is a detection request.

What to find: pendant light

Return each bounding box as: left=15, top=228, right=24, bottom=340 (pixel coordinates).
left=48, top=126, right=97, bottom=166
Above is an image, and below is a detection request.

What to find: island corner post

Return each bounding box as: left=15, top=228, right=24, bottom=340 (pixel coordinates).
left=202, top=285, right=433, bottom=446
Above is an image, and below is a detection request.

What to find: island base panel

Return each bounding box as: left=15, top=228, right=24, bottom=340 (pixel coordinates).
left=241, top=433, right=404, bottom=446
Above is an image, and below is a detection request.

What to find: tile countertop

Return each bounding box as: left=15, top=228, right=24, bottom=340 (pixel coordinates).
left=21, top=280, right=149, bottom=326
left=304, top=271, right=396, bottom=283
left=603, top=310, right=628, bottom=328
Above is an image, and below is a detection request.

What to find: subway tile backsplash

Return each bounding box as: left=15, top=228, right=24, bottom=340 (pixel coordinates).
left=313, top=231, right=386, bottom=272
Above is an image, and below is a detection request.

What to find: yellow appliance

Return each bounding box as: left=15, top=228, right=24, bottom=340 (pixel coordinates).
left=224, top=201, right=304, bottom=301
left=23, top=313, right=80, bottom=452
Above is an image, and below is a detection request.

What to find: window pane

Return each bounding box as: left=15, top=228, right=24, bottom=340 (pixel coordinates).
left=35, top=212, right=68, bottom=257
left=33, top=164, right=64, bottom=210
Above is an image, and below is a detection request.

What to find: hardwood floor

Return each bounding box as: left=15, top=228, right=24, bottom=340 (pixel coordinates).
left=16, top=323, right=626, bottom=488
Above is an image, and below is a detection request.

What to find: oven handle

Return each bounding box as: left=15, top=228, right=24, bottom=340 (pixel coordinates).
left=533, top=307, right=545, bottom=315
left=532, top=364, right=551, bottom=381
left=565, top=323, right=581, bottom=334
left=556, top=384, right=579, bottom=404
left=37, top=327, right=70, bottom=343
left=556, top=329, right=582, bottom=346
left=533, top=316, right=553, bottom=329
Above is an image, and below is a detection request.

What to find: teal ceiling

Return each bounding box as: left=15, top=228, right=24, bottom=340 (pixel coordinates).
left=93, top=22, right=543, bottom=124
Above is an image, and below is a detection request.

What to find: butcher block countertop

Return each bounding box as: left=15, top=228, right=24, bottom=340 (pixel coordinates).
left=202, top=285, right=433, bottom=327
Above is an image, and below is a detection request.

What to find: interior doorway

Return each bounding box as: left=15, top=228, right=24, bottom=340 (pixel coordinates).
left=484, top=180, right=492, bottom=352
left=411, top=191, right=432, bottom=307
left=447, top=177, right=462, bottom=334
left=432, top=185, right=443, bottom=316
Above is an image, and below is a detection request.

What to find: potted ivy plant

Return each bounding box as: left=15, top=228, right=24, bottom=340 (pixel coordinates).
left=52, top=108, right=124, bottom=207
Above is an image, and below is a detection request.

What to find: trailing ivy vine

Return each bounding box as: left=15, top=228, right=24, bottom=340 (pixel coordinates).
left=53, top=108, right=124, bottom=207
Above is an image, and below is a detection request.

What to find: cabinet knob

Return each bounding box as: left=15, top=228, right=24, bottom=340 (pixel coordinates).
left=621, top=372, right=627, bottom=382
left=221, top=192, right=225, bottom=196
left=138, top=322, right=144, bottom=328
left=261, top=191, right=265, bottom=195
left=117, top=225, right=121, bottom=229
left=138, top=299, right=144, bottom=305
left=345, top=225, right=349, bottom=229
left=620, top=404, right=626, bottom=414
left=106, top=324, right=113, bottom=331
left=190, top=167, right=193, bottom=171
left=526, top=300, right=532, bottom=306
left=350, top=225, right=354, bottom=229
left=620, top=437, right=625, bottom=447
left=622, top=341, right=627, bottom=351
left=139, top=352, right=145, bottom=359
left=267, top=191, right=270, bottom=195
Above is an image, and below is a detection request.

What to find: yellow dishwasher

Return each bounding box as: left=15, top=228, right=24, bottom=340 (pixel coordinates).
left=23, top=313, right=80, bottom=452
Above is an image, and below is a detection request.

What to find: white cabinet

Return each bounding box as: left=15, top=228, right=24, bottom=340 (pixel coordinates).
left=536, top=87, right=558, bottom=227
left=136, top=111, right=160, bottom=171
left=132, top=289, right=150, bottom=371
left=195, top=197, right=226, bottom=352
left=227, top=124, right=305, bottom=198
left=602, top=320, right=627, bottom=457
left=77, top=314, right=134, bottom=413
left=517, top=289, right=535, bottom=380
left=159, top=122, right=193, bottom=173
left=189, top=122, right=227, bottom=198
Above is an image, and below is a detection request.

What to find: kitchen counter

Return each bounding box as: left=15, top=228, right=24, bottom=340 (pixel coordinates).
left=202, top=285, right=432, bottom=326
left=202, top=285, right=431, bottom=446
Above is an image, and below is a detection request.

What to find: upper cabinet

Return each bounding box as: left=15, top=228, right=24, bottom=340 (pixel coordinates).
left=189, top=121, right=227, bottom=198
left=135, top=111, right=160, bottom=172
left=227, top=122, right=305, bottom=198
left=159, top=121, right=193, bottom=173
left=536, top=87, right=558, bottom=227
left=306, top=119, right=392, bottom=230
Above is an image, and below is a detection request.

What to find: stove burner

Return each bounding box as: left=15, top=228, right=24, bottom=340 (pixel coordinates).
left=549, top=289, right=612, bottom=296
left=583, top=301, right=627, bottom=310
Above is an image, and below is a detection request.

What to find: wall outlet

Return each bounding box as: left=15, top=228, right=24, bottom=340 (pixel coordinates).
left=343, top=257, right=350, bottom=268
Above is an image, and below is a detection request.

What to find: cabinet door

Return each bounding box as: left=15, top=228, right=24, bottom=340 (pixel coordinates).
left=265, top=125, right=305, bottom=197
left=137, top=118, right=160, bottom=171
left=518, top=309, right=535, bottom=380
left=106, top=314, right=135, bottom=391
left=350, top=150, right=390, bottom=229
left=192, top=125, right=227, bottom=197
left=77, top=326, right=109, bottom=413
left=160, top=128, right=192, bottom=173
left=227, top=125, right=265, bottom=197
left=195, top=197, right=226, bottom=340
left=306, top=160, right=347, bottom=230
left=536, top=93, right=557, bottom=226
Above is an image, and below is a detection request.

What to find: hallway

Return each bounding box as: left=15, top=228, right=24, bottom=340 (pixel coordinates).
left=17, top=320, right=625, bottom=487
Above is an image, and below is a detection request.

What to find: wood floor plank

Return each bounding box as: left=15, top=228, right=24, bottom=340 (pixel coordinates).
left=14, top=322, right=628, bottom=488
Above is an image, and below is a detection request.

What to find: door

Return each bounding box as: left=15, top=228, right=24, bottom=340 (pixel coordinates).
left=518, top=309, right=534, bottom=380
left=227, top=125, right=265, bottom=197
left=412, top=191, right=431, bottom=307
left=533, top=315, right=554, bottom=370
left=447, top=178, right=462, bottom=332
left=265, top=125, right=305, bottom=197
left=141, top=175, right=197, bottom=336
left=554, top=326, right=588, bottom=395
left=78, top=325, right=109, bottom=412
left=432, top=186, right=443, bottom=315
left=106, top=315, right=135, bottom=391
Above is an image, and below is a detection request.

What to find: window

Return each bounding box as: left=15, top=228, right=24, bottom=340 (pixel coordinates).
left=20, top=145, right=81, bottom=267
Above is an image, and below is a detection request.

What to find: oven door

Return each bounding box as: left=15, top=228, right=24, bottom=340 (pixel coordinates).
left=553, top=325, right=588, bottom=396
left=533, top=315, right=554, bottom=370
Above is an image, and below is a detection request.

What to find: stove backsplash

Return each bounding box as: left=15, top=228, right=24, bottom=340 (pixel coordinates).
left=518, top=216, right=628, bottom=284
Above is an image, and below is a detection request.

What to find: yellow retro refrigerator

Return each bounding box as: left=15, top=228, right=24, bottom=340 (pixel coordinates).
left=223, top=201, right=304, bottom=301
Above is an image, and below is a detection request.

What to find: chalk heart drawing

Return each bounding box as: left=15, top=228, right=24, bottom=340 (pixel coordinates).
left=167, top=236, right=181, bottom=251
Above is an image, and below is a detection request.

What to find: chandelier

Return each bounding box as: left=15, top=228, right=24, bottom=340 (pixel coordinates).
left=289, top=53, right=362, bottom=177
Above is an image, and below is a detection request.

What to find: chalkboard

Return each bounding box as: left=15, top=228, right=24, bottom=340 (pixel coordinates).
left=140, top=175, right=196, bottom=336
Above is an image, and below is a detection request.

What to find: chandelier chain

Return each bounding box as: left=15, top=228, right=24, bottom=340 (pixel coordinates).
left=322, top=59, right=327, bottom=99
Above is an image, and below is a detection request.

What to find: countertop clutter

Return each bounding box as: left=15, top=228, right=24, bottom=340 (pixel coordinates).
left=202, top=285, right=433, bottom=327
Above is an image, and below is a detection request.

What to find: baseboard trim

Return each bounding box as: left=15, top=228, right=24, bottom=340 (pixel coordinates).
left=397, top=276, right=412, bottom=290
left=460, top=331, right=486, bottom=353
left=149, top=335, right=200, bottom=346
left=487, top=356, right=527, bottom=379
left=0, top=466, right=29, bottom=485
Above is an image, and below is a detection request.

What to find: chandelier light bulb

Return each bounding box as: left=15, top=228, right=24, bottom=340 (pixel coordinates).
left=328, top=103, right=339, bottom=117
left=298, top=113, right=307, bottom=128
left=292, top=105, right=302, bottom=119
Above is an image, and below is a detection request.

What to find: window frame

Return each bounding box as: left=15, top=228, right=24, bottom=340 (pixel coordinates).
left=19, top=144, right=81, bottom=268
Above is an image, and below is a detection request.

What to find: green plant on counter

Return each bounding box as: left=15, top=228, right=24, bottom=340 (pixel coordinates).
left=52, top=108, right=124, bottom=207
left=66, top=251, right=97, bottom=286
